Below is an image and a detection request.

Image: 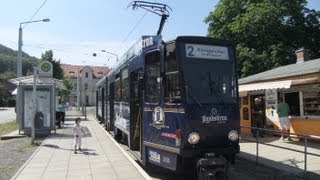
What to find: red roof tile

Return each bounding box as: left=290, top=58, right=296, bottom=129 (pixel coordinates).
left=61, top=64, right=109, bottom=79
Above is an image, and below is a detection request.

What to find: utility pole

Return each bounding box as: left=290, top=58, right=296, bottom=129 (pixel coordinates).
left=84, top=89, right=87, bottom=120
left=77, top=68, right=80, bottom=111
left=17, top=27, right=23, bottom=77
left=31, top=66, right=39, bottom=144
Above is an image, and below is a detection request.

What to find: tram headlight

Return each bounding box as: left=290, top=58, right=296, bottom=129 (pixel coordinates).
left=228, top=130, right=239, bottom=141
left=188, top=132, right=200, bottom=144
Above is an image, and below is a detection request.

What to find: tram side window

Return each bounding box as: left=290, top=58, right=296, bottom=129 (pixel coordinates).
left=165, top=43, right=181, bottom=104
left=114, top=77, right=121, bottom=102
left=145, top=51, right=160, bottom=104
left=121, top=68, right=129, bottom=102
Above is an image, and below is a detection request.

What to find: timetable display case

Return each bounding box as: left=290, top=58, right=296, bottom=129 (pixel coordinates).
left=303, top=91, right=320, bottom=116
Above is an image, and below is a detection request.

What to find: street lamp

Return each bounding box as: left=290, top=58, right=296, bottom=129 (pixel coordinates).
left=17, top=18, right=50, bottom=78
left=100, top=50, right=119, bottom=61
left=16, top=18, right=49, bottom=144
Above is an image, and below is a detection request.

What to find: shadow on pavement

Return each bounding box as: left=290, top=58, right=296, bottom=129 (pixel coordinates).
left=43, top=143, right=98, bottom=156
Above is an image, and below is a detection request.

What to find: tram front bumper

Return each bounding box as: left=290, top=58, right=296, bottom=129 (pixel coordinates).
left=180, top=144, right=240, bottom=157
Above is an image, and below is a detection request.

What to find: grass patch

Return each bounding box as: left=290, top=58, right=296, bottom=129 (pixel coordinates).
left=18, top=142, right=37, bottom=152
left=0, top=164, right=14, bottom=174
left=0, top=121, right=18, bottom=136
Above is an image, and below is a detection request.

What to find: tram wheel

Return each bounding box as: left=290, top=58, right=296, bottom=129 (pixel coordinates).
left=198, top=166, right=227, bottom=180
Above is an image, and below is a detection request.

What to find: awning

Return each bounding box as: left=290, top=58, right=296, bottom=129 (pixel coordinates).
left=239, top=80, right=292, bottom=92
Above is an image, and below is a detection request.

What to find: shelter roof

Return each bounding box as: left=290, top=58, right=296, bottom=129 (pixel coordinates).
left=8, top=75, right=66, bottom=90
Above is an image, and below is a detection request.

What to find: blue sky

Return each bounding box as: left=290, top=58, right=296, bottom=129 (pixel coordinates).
left=0, top=0, right=319, bottom=67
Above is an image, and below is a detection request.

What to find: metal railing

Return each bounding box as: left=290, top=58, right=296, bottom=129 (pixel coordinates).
left=240, top=125, right=320, bottom=176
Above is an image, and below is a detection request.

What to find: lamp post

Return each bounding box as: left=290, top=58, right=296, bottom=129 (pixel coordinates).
left=17, top=18, right=50, bottom=144
left=77, top=68, right=80, bottom=111
left=17, top=18, right=50, bottom=78
left=31, top=66, right=39, bottom=144
left=101, top=50, right=118, bottom=61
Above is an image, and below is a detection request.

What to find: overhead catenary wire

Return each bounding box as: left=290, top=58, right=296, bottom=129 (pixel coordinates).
left=16, top=1, right=162, bottom=67
left=115, top=11, right=148, bottom=55
left=23, top=0, right=49, bottom=29
left=115, top=0, right=159, bottom=55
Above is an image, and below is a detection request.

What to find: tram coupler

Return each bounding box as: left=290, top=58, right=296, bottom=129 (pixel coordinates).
left=196, top=155, right=228, bottom=180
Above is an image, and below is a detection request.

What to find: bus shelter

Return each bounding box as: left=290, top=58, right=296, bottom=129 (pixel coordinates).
left=9, top=75, right=66, bottom=136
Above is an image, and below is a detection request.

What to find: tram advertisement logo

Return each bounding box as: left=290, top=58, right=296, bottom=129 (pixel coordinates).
left=201, top=108, right=228, bottom=124
left=149, top=150, right=161, bottom=163
left=152, top=107, right=165, bottom=129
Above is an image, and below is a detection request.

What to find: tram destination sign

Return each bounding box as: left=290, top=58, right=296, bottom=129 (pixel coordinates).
left=185, top=43, right=229, bottom=60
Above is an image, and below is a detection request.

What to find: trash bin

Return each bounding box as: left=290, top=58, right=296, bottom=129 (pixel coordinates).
left=56, top=111, right=62, bottom=128
left=35, top=112, right=44, bottom=129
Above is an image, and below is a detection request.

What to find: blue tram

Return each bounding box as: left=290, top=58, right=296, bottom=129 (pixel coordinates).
left=96, top=35, right=240, bottom=178
left=96, top=76, right=107, bottom=125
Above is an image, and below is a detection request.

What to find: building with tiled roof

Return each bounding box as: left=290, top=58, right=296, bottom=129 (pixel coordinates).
left=238, top=48, right=320, bottom=138
left=61, top=64, right=109, bottom=107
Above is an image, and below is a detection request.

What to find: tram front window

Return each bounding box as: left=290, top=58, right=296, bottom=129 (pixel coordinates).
left=183, top=60, right=237, bottom=104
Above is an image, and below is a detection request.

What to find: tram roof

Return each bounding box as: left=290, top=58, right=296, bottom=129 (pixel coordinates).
left=96, top=75, right=107, bottom=87
left=111, top=35, right=162, bottom=72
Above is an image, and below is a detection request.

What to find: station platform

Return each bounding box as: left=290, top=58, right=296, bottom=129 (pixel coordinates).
left=11, top=109, right=151, bottom=180
left=239, top=134, right=320, bottom=179
left=10, top=108, right=320, bottom=179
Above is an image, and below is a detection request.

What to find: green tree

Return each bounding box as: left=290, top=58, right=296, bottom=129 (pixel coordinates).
left=205, top=0, right=320, bottom=77
left=58, top=77, right=73, bottom=97
left=0, top=71, right=16, bottom=79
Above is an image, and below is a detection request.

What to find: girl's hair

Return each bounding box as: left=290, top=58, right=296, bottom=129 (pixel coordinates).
left=75, top=117, right=81, bottom=124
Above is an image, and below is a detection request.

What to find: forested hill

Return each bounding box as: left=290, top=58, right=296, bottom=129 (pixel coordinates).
left=0, top=43, right=39, bottom=79
left=0, top=44, right=31, bottom=57
left=0, top=44, right=16, bottom=56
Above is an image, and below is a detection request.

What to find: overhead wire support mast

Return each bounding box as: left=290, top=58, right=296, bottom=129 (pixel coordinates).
left=128, top=1, right=172, bottom=35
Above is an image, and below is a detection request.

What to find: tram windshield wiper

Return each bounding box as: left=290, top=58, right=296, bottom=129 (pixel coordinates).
left=207, top=72, right=214, bottom=96
left=185, top=84, right=203, bottom=108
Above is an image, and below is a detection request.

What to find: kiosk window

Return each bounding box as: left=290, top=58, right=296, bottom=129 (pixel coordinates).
left=145, top=51, right=160, bottom=104
left=242, top=96, right=248, bottom=105
left=303, top=91, right=320, bottom=116
left=243, top=107, right=249, bottom=120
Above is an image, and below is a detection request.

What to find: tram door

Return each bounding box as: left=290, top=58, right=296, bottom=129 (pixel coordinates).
left=129, top=69, right=143, bottom=152
left=109, top=82, right=115, bottom=131
left=251, top=95, right=266, bottom=133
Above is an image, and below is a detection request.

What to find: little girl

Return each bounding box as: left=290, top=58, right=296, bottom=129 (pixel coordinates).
left=73, top=117, right=85, bottom=154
